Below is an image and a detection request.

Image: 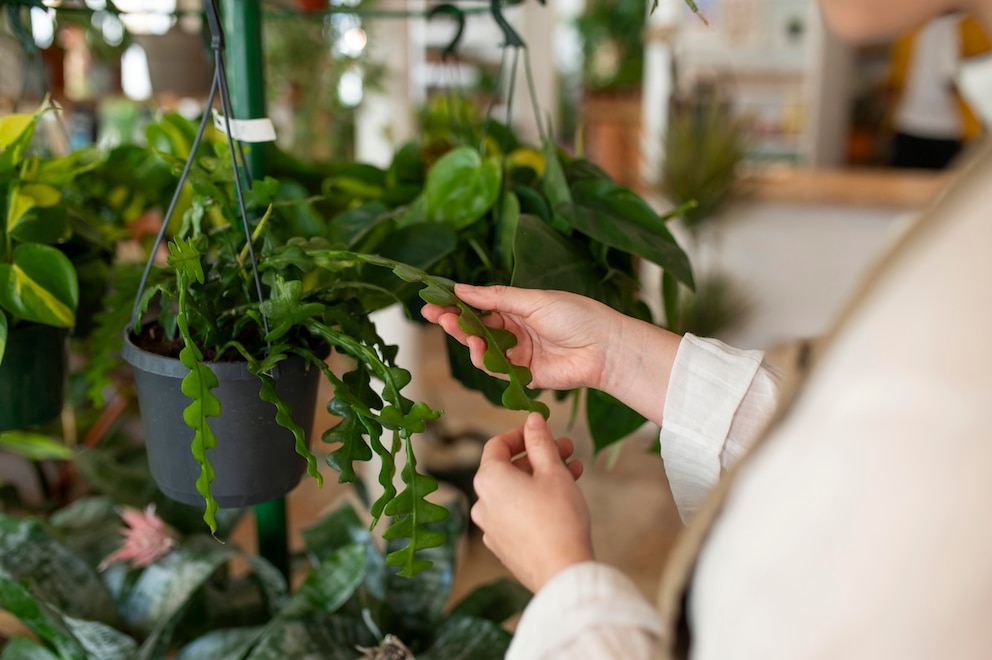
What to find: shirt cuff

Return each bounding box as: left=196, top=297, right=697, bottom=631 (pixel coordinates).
left=660, top=333, right=765, bottom=522
left=507, top=562, right=662, bottom=660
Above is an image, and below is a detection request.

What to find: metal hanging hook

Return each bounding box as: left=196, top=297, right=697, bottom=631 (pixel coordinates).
left=489, top=0, right=524, bottom=48
left=427, top=3, right=466, bottom=60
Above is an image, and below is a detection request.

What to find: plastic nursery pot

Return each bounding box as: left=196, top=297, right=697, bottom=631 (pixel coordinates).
left=0, top=324, right=68, bottom=432
left=121, top=332, right=321, bottom=509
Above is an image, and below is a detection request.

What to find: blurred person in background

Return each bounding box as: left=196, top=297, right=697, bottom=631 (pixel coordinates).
left=889, top=13, right=990, bottom=168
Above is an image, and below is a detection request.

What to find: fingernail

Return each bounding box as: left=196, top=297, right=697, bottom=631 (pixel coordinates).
left=526, top=412, right=543, bottom=429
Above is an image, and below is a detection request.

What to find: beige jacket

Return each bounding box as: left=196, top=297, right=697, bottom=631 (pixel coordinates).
left=509, top=139, right=992, bottom=659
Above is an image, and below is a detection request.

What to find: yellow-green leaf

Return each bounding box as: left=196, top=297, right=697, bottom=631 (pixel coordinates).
left=0, top=244, right=78, bottom=327
left=6, top=183, right=70, bottom=244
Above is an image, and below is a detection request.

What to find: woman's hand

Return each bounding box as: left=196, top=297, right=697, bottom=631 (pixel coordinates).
left=422, top=284, right=683, bottom=426
left=471, top=413, right=593, bottom=593
left=421, top=284, right=623, bottom=392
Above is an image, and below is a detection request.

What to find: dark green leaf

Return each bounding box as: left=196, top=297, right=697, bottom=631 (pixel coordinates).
left=0, top=516, right=119, bottom=625
left=567, top=178, right=694, bottom=287
left=541, top=139, right=572, bottom=210
left=123, top=543, right=236, bottom=639
left=327, top=201, right=389, bottom=248
left=62, top=617, right=139, bottom=659
left=0, top=574, right=85, bottom=660
left=280, top=544, right=366, bottom=618
left=300, top=501, right=372, bottom=565
left=447, top=578, right=531, bottom=624
left=586, top=389, right=647, bottom=452
left=421, top=616, right=513, bottom=660
left=0, top=636, right=61, bottom=660
left=177, top=627, right=264, bottom=660
left=511, top=214, right=621, bottom=310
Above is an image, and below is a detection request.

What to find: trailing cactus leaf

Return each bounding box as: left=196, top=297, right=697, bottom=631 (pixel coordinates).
left=383, top=434, right=450, bottom=577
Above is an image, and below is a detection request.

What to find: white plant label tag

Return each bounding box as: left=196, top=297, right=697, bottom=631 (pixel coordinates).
left=211, top=109, right=277, bottom=143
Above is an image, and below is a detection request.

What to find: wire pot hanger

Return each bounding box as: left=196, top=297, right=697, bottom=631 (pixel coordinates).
left=129, top=0, right=272, bottom=344
left=481, top=0, right=547, bottom=152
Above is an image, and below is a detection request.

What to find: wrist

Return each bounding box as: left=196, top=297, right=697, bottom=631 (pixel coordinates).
left=600, top=318, right=682, bottom=426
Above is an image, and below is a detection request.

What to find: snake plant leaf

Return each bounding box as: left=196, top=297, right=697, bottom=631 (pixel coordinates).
left=425, top=147, right=501, bottom=229
left=278, top=543, right=366, bottom=619
left=0, top=111, right=36, bottom=175
left=565, top=178, right=695, bottom=288
left=6, top=183, right=71, bottom=244
left=243, top=613, right=370, bottom=660
left=0, top=515, right=119, bottom=620
left=125, top=542, right=238, bottom=653
left=176, top=627, right=264, bottom=660
left=0, top=243, right=78, bottom=327
left=0, top=574, right=86, bottom=660
left=1, top=636, right=62, bottom=659
left=61, top=617, right=139, bottom=660
left=300, top=499, right=372, bottom=563
left=447, top=577, right=532, bottom=624
left=422, top=616, right=514, bottom=660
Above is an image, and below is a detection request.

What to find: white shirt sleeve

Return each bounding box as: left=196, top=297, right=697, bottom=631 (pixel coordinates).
left=506, top=562, right=662, bottom=660
left=659, top=334, right=781, bottom=522
left=504, top=334, right=782, bottom=659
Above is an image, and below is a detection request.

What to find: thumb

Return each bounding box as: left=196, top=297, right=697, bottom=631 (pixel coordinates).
left=523, top=412, right=560, bottom=473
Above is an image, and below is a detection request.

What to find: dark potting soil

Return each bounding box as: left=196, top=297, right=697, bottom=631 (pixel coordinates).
left=130, top=325, right=251, bottom=362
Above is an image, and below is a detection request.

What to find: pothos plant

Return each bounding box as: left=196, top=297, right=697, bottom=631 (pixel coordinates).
left=0, top=103, right=95, bottom=365
left=297, top=115, right=696, bottom=452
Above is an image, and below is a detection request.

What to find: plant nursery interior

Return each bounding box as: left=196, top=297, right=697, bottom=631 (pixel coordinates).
left=0, top=0, right=987, bottom=657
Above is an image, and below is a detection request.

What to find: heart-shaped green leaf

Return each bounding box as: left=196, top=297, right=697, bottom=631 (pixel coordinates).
left=0, top=243, right=78, bottom=327
left=425, top=147, right=501, bottom=229
left=566, top=178, right=695, bottom=288
left=6, top=183, right=71, bottom=244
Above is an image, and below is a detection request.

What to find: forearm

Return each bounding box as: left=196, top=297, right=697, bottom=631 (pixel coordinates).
left=598, top=316, right=683, bottom=426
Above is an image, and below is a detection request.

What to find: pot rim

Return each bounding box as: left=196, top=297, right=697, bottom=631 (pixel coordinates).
left=121, top=330, right=301, bottom=381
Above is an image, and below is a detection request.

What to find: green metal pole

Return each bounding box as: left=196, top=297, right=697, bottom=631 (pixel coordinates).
left=217, top=0, right=289, bottom=580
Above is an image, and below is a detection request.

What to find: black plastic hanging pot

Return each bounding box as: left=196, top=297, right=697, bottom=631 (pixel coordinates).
left=0, top=324, right=68, bottom=432
left=121, top=333, right=320, bottom=509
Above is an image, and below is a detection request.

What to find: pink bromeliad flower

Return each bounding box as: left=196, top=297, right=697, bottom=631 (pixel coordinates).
left=98, top=504, right=178, bottom=571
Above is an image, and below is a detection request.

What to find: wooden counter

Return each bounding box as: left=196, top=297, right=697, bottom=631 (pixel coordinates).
left=745, top=167, right=952, bottom=209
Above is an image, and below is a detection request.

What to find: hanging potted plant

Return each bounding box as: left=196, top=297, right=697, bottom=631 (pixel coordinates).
left=0, top=103, right=98, bottom=432
left=114, top=94, right=470, bottom=576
